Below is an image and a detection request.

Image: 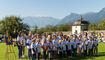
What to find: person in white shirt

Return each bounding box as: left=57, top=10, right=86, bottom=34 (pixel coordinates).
left=58, top=40, right=63, bottom=57
left=36, top=38, right=41, bottom=60
left=47, top=36, right=53, bottom=60
left=41, top=37, right=48, bottom=60
left=77, top=35, right=83, bottom=55
left=72, top=37, right=77, bottom=56
left=82, top=37, right=88, bottom=56
left=93, top=37, right=98, bottom=55
left=31, top=39, right=37, bottom=60
left=27, top=35, right=32, bottom=59
left=20, top=32, right=26, bottom=58
left=61, top=37, right=66, bottom=57
left=52, top=37, right=58, bottom=58
left=67, top=39, right=72, bottom=57
left=88, top=37, right=93, bottom=56
left=17, top=32, right=23, bottom=58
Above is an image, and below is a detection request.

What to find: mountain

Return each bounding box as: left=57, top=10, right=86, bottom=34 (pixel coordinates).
left=23, top=7, right=105, bottom=28
left=23, top=16, right=60, bottom=28
left=58, top=7, right=105, bottom=25
left=58, top=13, right=81, bottom=25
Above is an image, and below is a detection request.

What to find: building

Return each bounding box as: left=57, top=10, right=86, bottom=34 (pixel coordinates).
left=72, top=17, right=89, bottom=34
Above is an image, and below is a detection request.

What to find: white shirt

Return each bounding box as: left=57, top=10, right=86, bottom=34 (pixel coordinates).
left=31, top=43, right=36, bottom=54
left=67, top=41, right=72, bottom=50
left=17, top=36, right=26, bottom=45
left=58, top=43, right=63, bottom=51
left=17, top=36, right=21, bottom=41
left=52, top=40, right=58, bottom=51
left=27, top=39, right=32, bottom=49
left=48, top=42, right=53, bottom=51
left=73, top=41, right=77, bottom=49
left=61, top=41, right=66, bottom=51
left=88, top=40, right=93, bottom=49
left=36, top=43, right=41, bottom=53
left=20, top=37, right=26, bottom=46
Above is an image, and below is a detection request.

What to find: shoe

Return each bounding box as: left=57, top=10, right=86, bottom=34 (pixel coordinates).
left=22, top=55, right=25, bottom=58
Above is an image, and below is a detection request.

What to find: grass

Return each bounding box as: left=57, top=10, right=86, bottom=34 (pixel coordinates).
left=0, top=42, right=105, bottom=60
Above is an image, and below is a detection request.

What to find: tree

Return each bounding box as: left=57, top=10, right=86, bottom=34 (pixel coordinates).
left=32, top=25, right=38, bottom=34
left=0, top=16, right=30, bottom=38
left=32, top=24, right=72, bottom=33
left=88, top=24, right=98, bottom=30
left=56, top=24, right=72, bottom=31
left=98, top=19, right=105, bottom=30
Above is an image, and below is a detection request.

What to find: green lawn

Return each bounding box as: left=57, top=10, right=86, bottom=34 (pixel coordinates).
left=0, top=42, right=105, bottom=60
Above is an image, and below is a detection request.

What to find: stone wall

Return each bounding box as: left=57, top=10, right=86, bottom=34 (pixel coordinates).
left=46, top=30, right=105, bottom=35
left=59, top=30, right=105, bottom=35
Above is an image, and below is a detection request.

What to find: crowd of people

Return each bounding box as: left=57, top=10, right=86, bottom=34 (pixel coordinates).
left=2, top=31, right=105, bottom=60
left=8, top=31, right=101, bottom=60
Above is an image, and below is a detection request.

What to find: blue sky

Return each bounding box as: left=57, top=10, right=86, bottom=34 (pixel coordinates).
left=0, top=0, right=105, bottom=19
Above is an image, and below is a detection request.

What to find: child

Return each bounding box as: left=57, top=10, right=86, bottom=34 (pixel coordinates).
left=58, top=40, right=63, bottom=57
left=36, top=38, right=41, bottom=60
left=27, top=35, right=32, bottom=59
left=61, top=37, right=67, bottom=57
left=31, top=39, right=37, bottom=60
left=77, top=36, right=83, bottom=55
left=82, top=37, right=88, bottom=56
left=21, top=37, right=25, bottom=58
left=93, top=37, right=98, bottom=56
left=21, top=32, right=26, bottom=58
left=88, top=37, right=93, bottom=56
left=5, top=36, right=13, bottom=45
left=47, top=38, right=53, bottom=60
left=67, top=39, right=72, bottom=58
left=17, top=34, right=22, bottom=58
left=72, top=37, right=77, bottom=56
left=52, top=37, right=58, bottom=58
left=41, top=38, right=48, bottom=60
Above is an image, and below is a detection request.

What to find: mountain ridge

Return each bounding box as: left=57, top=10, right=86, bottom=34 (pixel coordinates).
left=23, top=7, right=105, bottom=28
left=58, top=7, right=105, bottom=25
left=23, top=16, right=61, bottom=28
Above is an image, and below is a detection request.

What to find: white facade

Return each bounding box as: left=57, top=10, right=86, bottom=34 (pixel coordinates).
left=72, top=25, right=88, bottom=34
left=72, top=18, right=89, bottom=34
left=72, top=26, right=81, bottom=34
